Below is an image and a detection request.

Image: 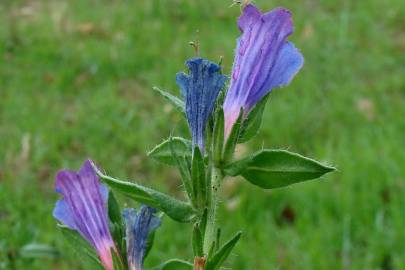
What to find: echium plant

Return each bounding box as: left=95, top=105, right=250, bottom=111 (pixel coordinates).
left=53, top=3, right=334, bottom=270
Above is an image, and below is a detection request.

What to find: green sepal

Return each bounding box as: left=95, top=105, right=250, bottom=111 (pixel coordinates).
left=58, top=225, right=104, bottom=270
left=144, top=229, right=157, bottom=261
left=112, top=248, right=125, bottom=270
left=238, top=94, right=269, bottom=143
left=224, top=149, right=335, bottom=189
left=94, top=168, right=196, bottom=223
left=153, top=86, right=185, bottom=113
left=192, top=224, right=204, bottom=257
left=205, top=231, right=242, bottom=270
left=108, top=191, right=126, bottom=260
left=223, top=109, right=243, bottom=164
left=151, top=259, right=193, bottom=270
left=212, top=108, right=224, bottom=166
left=108, top=191, right=122, bottom=226
left=215, top=89, right=225, bottom=107
left=192, top=146, right=207, bottom=209
left=148, top=137, right=192, bottom=166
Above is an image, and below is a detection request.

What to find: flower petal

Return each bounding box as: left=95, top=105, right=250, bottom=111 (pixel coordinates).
left=123, top=206, right=161, bottom=270
left=53, top=160, right=116, bottom=270
left=53, top=198, right=77, bottom=230
left=246, top=41, right=304, bottom=109
left=176, top=58, right=227, bottom=152
left=223, top=4, right=303, bottom=137
left=237, top=3, right=261, bottom=32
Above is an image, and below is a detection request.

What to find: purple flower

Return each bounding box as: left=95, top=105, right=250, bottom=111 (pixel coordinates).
left=123, top=206, right=161, bottom=270
left=53, top=160, right=117, bottom=270
left=176, top=58, right=227, bottom=152
left=223, top=4, right=304, bottom=137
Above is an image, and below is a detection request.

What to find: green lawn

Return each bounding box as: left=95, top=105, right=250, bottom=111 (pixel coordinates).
left=0, top=0, right=404, bottom=269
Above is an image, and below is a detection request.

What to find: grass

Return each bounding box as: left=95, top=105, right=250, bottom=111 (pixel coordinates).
left=0, top=0, right=404, bottom=269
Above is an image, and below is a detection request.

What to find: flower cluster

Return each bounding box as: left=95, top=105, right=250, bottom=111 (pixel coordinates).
left=53, top=160, right=160, bottom=270
left=53, top=4, right=333, bottom=270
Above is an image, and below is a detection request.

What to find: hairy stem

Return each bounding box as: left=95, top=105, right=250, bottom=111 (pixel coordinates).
left=203, top=165, right=222, bottom=254
left=194, top=257, right=206, bottom=270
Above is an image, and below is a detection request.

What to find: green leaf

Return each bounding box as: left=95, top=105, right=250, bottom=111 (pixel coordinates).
left=192, top=147, right=207, bottom=209
left=148, top=137, right=192, bottom=166
left=207, top=241, right=216, bottom=261
left=223, top=109, right=243, bottom=164
left=238, top=94, right=269, bottom=143
left=153, top=86, right=185, bottom=113
left=20, top=243, right=60, bottom=259
left=152, top=259, right=193, bottom=270
left=95, top=169, right=196, bottom=223
left=59, top=225, right=104, bottom=270
left=108, top=191, right=122, bottom=225
left=225, top=149, right=335, bottom=189
left=212, top=108, right=224, bottom=166
left=205, top=231, right=242, bottom=270
left=192, top=224, right=204, bottom=257
left=169, top=136, right=194, bottom=204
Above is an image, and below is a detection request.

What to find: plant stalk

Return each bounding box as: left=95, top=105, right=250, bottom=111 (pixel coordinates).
left=194, top=257, right=206, bottom=270
left=203, top=165, right=222, bottom=254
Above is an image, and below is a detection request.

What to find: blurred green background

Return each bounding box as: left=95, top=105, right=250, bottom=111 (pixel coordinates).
left=0, top=0, right=404, bottom=269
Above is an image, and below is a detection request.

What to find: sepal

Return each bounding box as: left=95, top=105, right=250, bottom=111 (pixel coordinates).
left=212, top=108, right=225, bottom=166
left=238, top=94, right=269, bottom=143
left=108, top=191, right=126, bottom=265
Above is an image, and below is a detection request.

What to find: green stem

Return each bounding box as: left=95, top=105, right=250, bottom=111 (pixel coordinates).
left=203, top=165, right=222, bottom=254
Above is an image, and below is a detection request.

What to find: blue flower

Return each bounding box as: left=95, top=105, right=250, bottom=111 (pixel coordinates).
left=223, top=4, right=304, bottom=137
left=176, top=58, right=228, bottom=152
left=123, top=206, right=161, bottom=270
left=53, top=160, right=117, bottom=270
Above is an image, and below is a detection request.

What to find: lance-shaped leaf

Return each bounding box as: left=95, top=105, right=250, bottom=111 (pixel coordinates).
left=112, top=250, right=125, bottom=270
left=238, top=94, right=269, bottom=143
left=94, top=169, right=196, bottom=223
left=225, top=149, right=335, bottom=189
left=20, top=243, right=60, bottom=259
left=152, top=259, right=193, bottom=270
left=205, top=231, right=242, bottom=270
left=153, top=86, right=185, bottom=113
left=166, top=136, right=194, bottom=204
left=148, top=137, right=192, bottom=166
